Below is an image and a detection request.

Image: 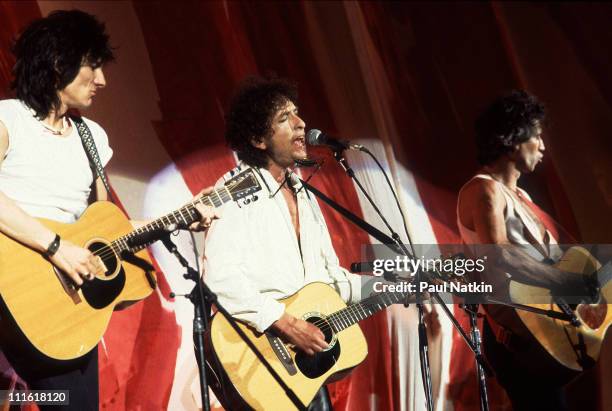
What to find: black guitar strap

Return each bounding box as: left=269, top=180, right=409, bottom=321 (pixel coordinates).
left=71, top=115, right=115, bottom=203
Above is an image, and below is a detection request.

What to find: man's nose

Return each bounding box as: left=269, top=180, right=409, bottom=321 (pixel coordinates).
left=293, top=114, right=305, bottom=130
left=94, top=68, right=106, bottom=88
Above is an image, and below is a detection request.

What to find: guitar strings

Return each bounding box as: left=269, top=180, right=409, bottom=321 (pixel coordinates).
left=90, top=171, right=257, bottom=262
left=86, top=186, right=236, bottom=263
left=305, top=292, right=405, bottom=333
left=87, top=198, right=205, bottom=262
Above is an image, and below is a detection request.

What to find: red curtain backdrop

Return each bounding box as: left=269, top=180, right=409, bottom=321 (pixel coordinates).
left=1, top=1, right=610, bottom=410
left=132, top=2, right=394, bottom=409
left=0, top=3, right=41, bottom=411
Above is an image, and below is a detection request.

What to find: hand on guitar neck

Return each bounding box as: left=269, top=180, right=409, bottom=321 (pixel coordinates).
left=188, top=186, right=222, bottom=231
left=271, top=312, right=329, bottom=355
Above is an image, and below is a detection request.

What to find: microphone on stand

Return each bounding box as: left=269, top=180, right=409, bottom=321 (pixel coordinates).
left=306, top=129, right=364, bottom=152
left=126, top=224, right=178, bottom=249
left=126, top=228, right=168, bottom=249
left=350, top=261, right=378, bottom=273
left=351, top=261, right=399, bottom=282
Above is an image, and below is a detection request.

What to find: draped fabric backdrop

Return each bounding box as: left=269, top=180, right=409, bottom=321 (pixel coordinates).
left=1, top=1, right=610, bottom=410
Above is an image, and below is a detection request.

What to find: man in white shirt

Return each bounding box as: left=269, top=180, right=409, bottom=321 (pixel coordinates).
left=204, top=77, right=363, bottom=409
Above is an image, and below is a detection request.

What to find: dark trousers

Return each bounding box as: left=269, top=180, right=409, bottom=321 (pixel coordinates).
left=483, top=320, right=569, bottom=411
left=308, top=386, right=332, bottom=411
left=9, top=348, right=99, bottom=411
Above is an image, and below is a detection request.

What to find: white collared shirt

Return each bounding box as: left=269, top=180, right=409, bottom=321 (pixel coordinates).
left=203, top=165, right=362, bottom=332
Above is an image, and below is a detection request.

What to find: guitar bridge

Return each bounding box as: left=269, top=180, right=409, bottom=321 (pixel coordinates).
left=265, top=332, right=297, bottom=375
left=53, top=267, right=82, bottom=304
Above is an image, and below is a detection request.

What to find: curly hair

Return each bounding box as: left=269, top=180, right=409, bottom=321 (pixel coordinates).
left=11, top=10, right=114, bottom=119
left=225, top=76, right=298, bottom=168
left=475, top=90, right=545, bottom=165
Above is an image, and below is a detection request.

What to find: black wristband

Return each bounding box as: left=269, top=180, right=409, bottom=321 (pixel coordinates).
left=44, top=234, right=61, bottom=258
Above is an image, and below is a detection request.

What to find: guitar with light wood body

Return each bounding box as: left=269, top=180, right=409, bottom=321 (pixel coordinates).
left=207, top=282, right=407, bottom=411
left=509, top=246, right=612, bottom=371
left=0, top=169, right=261, bottom=368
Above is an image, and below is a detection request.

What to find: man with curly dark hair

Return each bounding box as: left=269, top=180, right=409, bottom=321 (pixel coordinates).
left=204, top=76, right=363, bottom=410
left=0, top=10, right=217, bottom=410
left=224, top=76, right=299, bottom=169
left=0, top=12, right=115, bottom=410
left=457, top=91, right=594, bottom=410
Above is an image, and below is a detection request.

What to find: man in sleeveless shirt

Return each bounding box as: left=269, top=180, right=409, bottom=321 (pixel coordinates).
left=0, top=11, right=217, bottom=410
left=456, top=91, right=597, bottom=410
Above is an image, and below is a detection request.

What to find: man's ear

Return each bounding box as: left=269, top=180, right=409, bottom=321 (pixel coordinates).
left=251, top=136, right=266, bottom=150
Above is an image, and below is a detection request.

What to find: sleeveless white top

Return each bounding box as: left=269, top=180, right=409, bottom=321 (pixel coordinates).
left=457, top=174, right=560, bottom=262
left=0, top=99, right=113, bottom=223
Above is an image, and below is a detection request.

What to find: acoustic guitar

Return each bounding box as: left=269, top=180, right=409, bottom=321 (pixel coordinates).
left=0, top=168, right=261, bottom=367
left=508, top=246, right=612, bottom=371
left=207, top=281, right=408, bottom=410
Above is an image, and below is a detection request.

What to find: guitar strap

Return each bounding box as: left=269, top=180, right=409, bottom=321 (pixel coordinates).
left=71, top=115, right=115, bottom=203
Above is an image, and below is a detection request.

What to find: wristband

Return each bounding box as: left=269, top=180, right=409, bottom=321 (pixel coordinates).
left=44, top=234, right=61, bottom=258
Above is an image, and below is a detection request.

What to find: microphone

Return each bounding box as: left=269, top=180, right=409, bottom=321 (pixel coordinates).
left=350, top=261, right=378, bottom=273
left=351, top=261, right=399, bottom=282
left=126, top=226, right=174, bottom=249
left=306, top=129, right=363, bottom=152
left=294, top=158, right=319, bottom=167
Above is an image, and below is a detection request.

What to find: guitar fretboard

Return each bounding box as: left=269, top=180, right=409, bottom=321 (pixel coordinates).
left=109, top=186, right=233, bottom=255
left=327, top=290, right=408, bottom=332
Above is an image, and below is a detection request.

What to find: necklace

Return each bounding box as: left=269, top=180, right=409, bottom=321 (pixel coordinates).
left=25, top=104, right=70, bottom=135
left=40, top=116, right=71, bottom=135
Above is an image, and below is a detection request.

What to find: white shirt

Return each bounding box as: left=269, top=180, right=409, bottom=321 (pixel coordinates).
left=0, top=99, right=113, bottom=223
left=203, top=165, right=362, bottom=332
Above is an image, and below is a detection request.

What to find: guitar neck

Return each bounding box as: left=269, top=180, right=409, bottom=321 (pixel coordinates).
left=327, top=290, right=407, bottom=333
left=111, top=186, right=232, bottom=255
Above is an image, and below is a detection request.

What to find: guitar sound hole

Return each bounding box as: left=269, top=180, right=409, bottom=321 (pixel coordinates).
left=88, top=241, right=118, bottom=276
left=305, top=316, right=335, bottom=349
left=295, top=315, right=341, bottom=379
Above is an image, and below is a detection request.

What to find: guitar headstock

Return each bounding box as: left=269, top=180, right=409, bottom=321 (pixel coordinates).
left=225, top=168, right=262, bottom=203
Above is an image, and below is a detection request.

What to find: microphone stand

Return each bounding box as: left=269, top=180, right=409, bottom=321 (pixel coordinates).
left=161, top=233, right=307, bottom=411
left=324, top=147, right=566, bottom=411
left=462, top=304, right=489, bottom=411
left=323, top=146, right=588, bottom=410
left=160, top=233, right=211, bottom=411
left=331, top=148, right=435, bottom=411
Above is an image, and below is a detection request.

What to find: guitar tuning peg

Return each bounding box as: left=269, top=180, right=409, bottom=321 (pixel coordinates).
left=251, top=195, right=258, bottom=202
left=243, top=198, right=251, bottom=205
